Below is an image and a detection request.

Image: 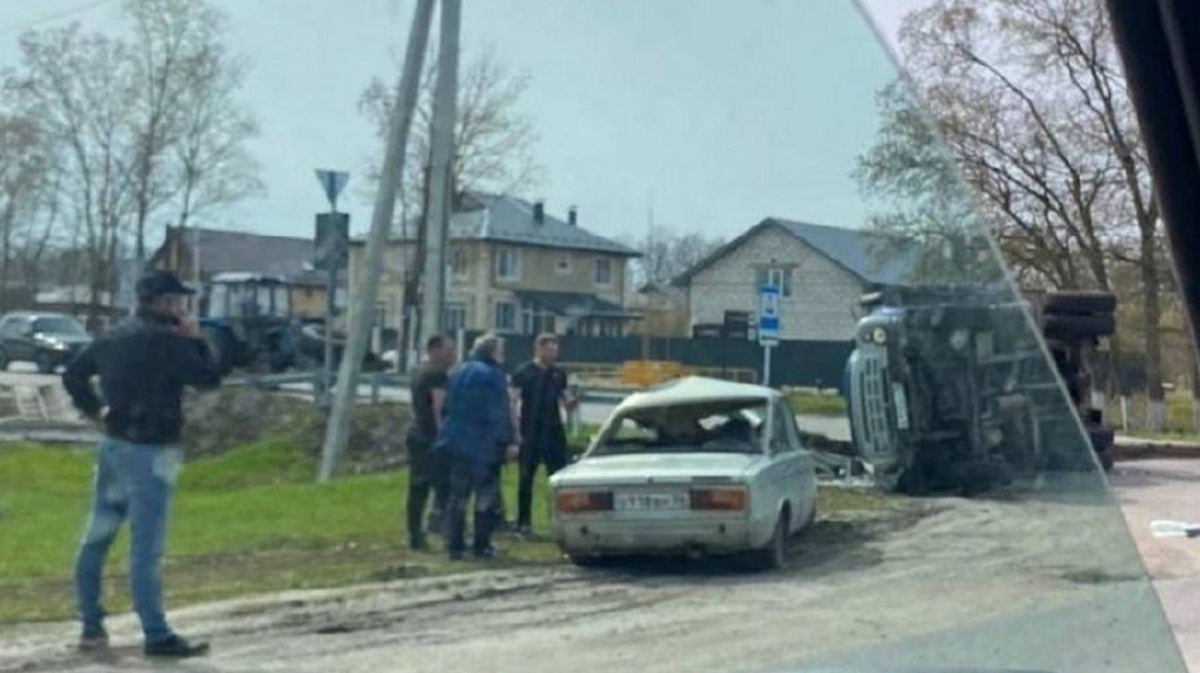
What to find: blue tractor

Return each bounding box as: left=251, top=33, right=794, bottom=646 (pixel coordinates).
left=199, top=273, right=300, bottom=376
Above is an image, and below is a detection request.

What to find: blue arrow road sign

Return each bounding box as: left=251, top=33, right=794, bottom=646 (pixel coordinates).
left=758, top=285, right=781, bottom=341
left=315, top=169, right=350, bottom=208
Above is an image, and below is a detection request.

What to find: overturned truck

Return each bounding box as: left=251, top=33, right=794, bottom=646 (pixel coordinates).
left=845, top=285, right=1115, bottom=495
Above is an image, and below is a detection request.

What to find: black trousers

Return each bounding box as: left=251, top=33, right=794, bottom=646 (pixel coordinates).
left=445, top=453, right=501, bottom=556
left=517, top=440, right=568, bottom=529
left=406, top=436, right=448, bottom=544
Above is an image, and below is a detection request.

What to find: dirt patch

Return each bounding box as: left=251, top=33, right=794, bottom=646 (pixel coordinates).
left=182, top=388, right=410, bottom=472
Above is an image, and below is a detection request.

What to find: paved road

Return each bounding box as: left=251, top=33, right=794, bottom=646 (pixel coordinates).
left=1110, top=459, right=1200, bottom=673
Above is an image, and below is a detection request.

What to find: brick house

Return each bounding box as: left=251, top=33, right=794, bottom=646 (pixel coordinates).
left=348, top=192, right=642, bottom=337
left=673, top=218, right=919, bottom=341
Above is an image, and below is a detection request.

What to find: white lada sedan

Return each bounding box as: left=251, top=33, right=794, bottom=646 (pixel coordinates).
left=549, top=377, right=818, bottom=569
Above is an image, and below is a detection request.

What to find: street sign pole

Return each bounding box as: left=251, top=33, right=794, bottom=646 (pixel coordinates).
left=314, top=169, right=350, bottom=410
left=758, top=285, right=781, bottom=387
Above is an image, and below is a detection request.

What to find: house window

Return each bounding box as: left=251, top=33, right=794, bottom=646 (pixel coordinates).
left=556, top=258, right=571, bottom=275
left=445, top=302, right=467, bottom=332
left=449, top=247, right=467, bottom=277
left=494, top=300, right=517, bottom=332
left=594, top=258, right=613, bottom=286
left=495, top=248, right=520, bottom=281
left=758, top=267, right=792, bottom=297
left=522, top=305, right=555, bottom=335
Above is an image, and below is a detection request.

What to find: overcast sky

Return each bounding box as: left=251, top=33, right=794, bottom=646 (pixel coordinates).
left=0, top=0, right=932, bottom=245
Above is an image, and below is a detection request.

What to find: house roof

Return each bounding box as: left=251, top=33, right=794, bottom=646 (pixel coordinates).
left=155, top=227, right=337, bottom=286
left=672, top=218, right=919, bottom=287
left=361, top=192, right=640, bottom=257
left=513, top=290, right=638, bottom=318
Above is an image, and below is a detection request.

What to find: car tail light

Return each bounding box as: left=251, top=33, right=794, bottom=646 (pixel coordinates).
left=690, top=487, right=747, bottom=511
left=555, top=490, right=613, bottom=513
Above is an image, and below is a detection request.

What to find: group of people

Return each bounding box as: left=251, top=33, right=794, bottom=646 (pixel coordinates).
left=405, top=331, right=576, bottom=559
left=58, top=268, right=576, bottom=658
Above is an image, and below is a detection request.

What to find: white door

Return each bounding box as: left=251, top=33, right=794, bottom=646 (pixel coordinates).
left=774, top=398, right=817, bottom=532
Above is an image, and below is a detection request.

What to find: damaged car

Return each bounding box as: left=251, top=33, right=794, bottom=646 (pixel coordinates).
left=549, top=376, right=818, bottom=569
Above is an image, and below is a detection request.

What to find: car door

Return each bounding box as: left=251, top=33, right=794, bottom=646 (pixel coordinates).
left=2, top=317, right=34, bottom=362
left=779, top=397, right=818, bottom=530
left=767, top=398, right=809, bottom=533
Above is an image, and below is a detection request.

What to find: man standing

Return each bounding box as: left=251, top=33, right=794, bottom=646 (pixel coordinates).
left=510, top=333, right=577, bottom=536
left=406, top=334, right=455, bottom=550
left=436, top=333, right=516, bottom=560
left=63, top=271, right=221, bottom=658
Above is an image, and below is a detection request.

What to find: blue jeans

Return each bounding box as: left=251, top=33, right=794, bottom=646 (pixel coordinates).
left=75, top=438, right=182, bottom=642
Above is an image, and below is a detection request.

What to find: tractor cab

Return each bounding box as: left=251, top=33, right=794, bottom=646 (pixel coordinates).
left=200, top=273, right=298, bottom=375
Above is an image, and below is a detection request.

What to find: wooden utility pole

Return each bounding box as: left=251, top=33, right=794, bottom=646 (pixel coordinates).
left=318, top=0, right=436, bottom=482
left=420, top=0, right=460, bottom=347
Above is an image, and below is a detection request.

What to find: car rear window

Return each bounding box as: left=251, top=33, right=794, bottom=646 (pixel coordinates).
left=592, top=399, right=767, bottom=456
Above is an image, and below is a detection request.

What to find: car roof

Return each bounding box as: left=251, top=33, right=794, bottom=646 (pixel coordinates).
left=614, top=376, right=780, bottom=413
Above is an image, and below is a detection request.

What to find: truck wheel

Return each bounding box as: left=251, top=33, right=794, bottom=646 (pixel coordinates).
left=1098, top=448, right=1115, bottom=472
left=1043, top=313, right=1116, bottom=340
left=202, top=326, right=233, bottom=376
left=1044, top=292, right=1117, bottom=316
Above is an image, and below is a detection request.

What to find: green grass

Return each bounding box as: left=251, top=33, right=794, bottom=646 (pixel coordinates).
left=0, top=436, right=889, bottom=624
left=1106, top=391, right=1200, bottom=441
left=786, top=389, right=848, bottom=417
left=0, top=440, right=561, bottom=624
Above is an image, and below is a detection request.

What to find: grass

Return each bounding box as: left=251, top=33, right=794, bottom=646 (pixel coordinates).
left=786, top=389, right=848, bottom=417
left=0, top=435, right=888, bottom=624
left=1106, top=391, right=1200, bottom=443
left=0, top=439, right=561, bottom=624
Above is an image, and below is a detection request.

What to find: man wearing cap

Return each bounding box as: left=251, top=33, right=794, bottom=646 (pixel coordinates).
left=62, top=271, right=221, bottom=659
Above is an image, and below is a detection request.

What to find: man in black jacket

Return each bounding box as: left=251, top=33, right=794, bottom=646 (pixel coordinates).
left=63, top=271, right=221, bottom=659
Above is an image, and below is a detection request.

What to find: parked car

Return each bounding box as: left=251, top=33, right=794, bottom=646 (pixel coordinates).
left=549, top=376, right=818, bottom=569
left=0, top=312, right=93, bottom=374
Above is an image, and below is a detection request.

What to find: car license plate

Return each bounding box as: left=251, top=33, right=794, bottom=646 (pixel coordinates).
left=614, top=492, right=688, bottom=511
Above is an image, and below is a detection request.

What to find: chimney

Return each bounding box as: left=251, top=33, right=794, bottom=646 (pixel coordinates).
left=568, top=205, right=578, bottom=226
left=533, top=200, right=545, bottom=224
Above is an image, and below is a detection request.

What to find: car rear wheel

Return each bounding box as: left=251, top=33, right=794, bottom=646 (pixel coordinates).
left=752, top=510, right=789, bottom=571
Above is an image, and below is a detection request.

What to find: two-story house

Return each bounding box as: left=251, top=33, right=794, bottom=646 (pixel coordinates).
left=673, top=218, right=919, bottom=341
left=349, top=192, right=641, bottom=337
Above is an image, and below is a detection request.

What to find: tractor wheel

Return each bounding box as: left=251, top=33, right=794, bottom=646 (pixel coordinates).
left=1044, top=292, right=1117, bottom=316
left=1043, top=313, right=1116, bottom=340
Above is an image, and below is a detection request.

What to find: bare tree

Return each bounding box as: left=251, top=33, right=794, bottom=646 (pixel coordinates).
left=359, top=45, right=542, bottom=226
left=628, top=226, right=726, bottom=288
left=885, top=0, right=1168, bottom=425
left=125, top=0, right=258, bottom=266
left=7, top=25, right=138, bottom=318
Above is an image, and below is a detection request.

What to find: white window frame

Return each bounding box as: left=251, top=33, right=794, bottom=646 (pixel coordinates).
left=494, top=300, right=517, bottom=332
left=495, top=248, right=521, bottom=282
left=449, top=246, right=468, bottom=279
left=760, top=267, right=792, bottom=297
left=594, top=258, right=613, bottom=286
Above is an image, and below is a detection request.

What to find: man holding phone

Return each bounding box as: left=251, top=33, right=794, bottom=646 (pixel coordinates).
left=63, top=271, right=221, bottom=659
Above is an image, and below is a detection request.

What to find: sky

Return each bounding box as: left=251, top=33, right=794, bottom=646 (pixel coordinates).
left=0, top=0, right=932, bottom=247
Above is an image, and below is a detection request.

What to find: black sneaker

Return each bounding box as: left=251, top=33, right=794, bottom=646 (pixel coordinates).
left=144, top=634, right=210, bottom=659
left=79, top=628, right=109, bottom=652
left=514, top=524, right=532, bottom=539
left=473, top=546, right=498, bottom=560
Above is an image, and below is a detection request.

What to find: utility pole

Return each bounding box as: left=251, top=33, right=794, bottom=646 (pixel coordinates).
left=318, top=0, right=436, bottom=482
left=420, top=0, right=460, bottom=347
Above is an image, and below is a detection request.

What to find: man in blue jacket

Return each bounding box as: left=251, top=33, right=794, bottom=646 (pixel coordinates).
left=436, top=332, right=516, bottom=560
left=63, top=271, right=221, bottom=658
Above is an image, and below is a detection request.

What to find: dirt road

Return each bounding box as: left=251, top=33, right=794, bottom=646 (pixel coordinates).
left=0, top=471, right=1187, bottom=673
